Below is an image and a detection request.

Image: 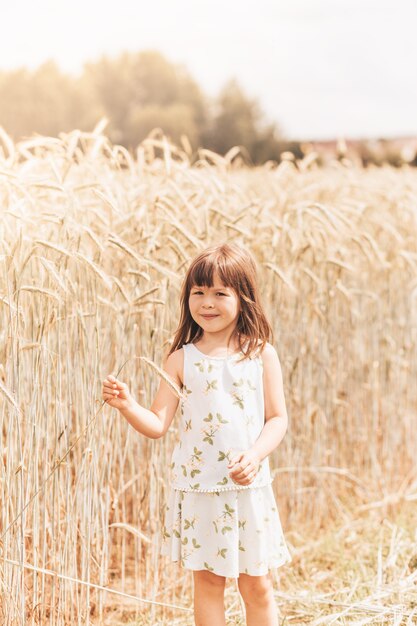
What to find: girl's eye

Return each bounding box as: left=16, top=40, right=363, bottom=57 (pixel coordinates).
left=192, top=291, right=226, bottom=296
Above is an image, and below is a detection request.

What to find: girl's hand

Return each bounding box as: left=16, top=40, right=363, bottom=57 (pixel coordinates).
left=102, top=374, right=134, bottom=412
left=227, top=449, right=261, bottom=486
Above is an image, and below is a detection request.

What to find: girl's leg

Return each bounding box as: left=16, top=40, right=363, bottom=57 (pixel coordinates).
left=237, top=572, right=278, bottom=626
left=193, top=570, right=226, bottom=626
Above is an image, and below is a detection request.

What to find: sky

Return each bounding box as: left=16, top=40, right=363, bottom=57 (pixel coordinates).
left=2, top=0, right=417, bottom=140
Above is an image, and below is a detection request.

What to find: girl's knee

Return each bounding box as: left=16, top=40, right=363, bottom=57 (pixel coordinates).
left=238, top=573, right=274, bottom=605
left=193, top=569, right=226, bottom=591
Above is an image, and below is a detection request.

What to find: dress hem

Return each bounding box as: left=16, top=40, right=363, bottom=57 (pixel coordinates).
left=171, top=477, right=274, bottom=493
left=160, top=548, right=292, bottom=578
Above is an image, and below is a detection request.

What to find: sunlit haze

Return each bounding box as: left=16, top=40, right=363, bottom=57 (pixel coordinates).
left=2, top=0, right=417, bottom=139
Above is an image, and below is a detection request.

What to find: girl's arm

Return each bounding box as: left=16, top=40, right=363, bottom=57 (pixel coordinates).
left=102, top=349, right=183, bottom=439
left=228, top=343, right=288, bottom=483
left=250, top=342, right=289, bottom=460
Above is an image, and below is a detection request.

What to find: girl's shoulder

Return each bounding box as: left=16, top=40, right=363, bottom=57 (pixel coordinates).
left=259, top=341, right=275, bottom=356
left=236, top=340, right=275, bottom=365
left=257, top=342, right=280, bottom=369
left=259, top=342, right=283, bottom=377
left=252, top=340, right=275, bottom=358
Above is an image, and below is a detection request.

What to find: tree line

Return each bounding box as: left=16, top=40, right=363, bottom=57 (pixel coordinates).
left=0, top=51, right=302, bottom=164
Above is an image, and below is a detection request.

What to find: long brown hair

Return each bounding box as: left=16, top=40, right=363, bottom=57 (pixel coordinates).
left=166, top=242, right=273, bottom=362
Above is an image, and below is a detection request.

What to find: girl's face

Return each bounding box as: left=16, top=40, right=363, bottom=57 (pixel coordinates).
left=188, top=272, right=241, bottom=335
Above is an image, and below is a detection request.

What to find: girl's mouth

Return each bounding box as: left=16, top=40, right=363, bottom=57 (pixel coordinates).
left=201, top=314, right=218, bottom=319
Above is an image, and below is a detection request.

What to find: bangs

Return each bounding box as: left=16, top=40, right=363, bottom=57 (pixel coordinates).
left=188, top=255, right=235, bottom=290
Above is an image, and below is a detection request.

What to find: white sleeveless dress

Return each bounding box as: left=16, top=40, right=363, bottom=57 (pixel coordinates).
left=160, top=342, right=292, bottom=577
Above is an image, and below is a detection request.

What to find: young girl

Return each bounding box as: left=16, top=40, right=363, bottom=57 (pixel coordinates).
left=102, top=242, right=292, bottom=626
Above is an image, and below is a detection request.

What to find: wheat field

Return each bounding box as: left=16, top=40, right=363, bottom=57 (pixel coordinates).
left=0, top=124, right=416, bottom=625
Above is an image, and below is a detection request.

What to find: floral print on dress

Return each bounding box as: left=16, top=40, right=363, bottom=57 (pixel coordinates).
left=169, top=343, right=272, bottom=493
left=161, top=484, right=292, bottom=578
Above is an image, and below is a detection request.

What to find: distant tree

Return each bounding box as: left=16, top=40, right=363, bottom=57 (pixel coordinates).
left=0, top=67, right=30, bottom=137
left=251, top=124, right=283, bottom=163
left=0, top=61, right=94, bottom=139
left=203, top=79, right=259, bottom=155
left=202, top=78, right=283, bottom=163
left=82, top=51, right=207, bottom=148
